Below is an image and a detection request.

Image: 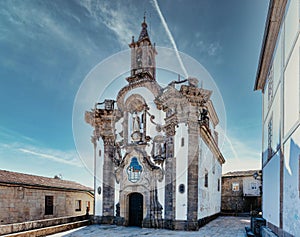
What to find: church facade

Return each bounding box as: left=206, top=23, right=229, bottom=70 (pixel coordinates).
left=85, top=18, right=225, bottom=231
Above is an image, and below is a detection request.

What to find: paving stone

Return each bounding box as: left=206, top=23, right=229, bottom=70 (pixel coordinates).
left=47, top=216, right=249, bottom=237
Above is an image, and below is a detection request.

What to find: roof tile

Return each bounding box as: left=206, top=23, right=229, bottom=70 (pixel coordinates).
left=0, top=170, right=92, bottom=191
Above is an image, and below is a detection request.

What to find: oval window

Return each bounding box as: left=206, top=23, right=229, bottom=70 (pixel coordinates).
left=179, top=184, right=185, bottom=194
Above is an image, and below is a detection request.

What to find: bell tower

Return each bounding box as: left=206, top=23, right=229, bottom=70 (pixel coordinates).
left=128, top=16, right=157, bottom=82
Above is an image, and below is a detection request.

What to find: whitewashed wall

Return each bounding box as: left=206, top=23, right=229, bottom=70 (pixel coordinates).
left=284, top=0, right=299, bottom=65
left=284, top=36, right=299, bottom=137
left=114, top=182, right=120, bottom=215
left=262, top=90, right=281, bottom=165
left=262, top=152, right=280, bottom=227
left=283, top=127, right=300, bottom=236
left=197, top=138, right=221, bottom=219
left=157, top=174, right=165, bottom=219
left=243, top=177, right=261, bottom=196
left=282, top=1, right=300, bottom=235
left=261, top=2, right=300, bottom=235
left=175, top=124, right=188, bottom=220
left=95, top=139, right=103, bottom=216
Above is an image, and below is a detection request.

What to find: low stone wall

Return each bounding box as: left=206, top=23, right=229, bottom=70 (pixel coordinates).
left=198, top=213, right=220, bottom=228
left=260, top=226, right=278, bottom=237
left=92, top=213, right=220, bottom=231
left=0, top=215, right=88, bottom=235
left=0, top=185, right=93, bottom=225
left=2, top=220, right=89, bottom=237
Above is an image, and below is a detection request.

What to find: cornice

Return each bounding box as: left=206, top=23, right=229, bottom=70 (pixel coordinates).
left=207, top=100, right=219, bottom=128
left=200, top=124, right=225, bottom=164
left=254, top=0, right=287, bottom=91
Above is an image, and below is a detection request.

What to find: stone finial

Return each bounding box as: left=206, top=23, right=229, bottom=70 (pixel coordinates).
left=188, top=77, right=199, bottom=87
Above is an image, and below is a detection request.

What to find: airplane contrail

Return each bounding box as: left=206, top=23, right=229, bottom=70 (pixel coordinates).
left=152, top=0, right=189, bottom=78
left=217, top=126, right=239, bottom=160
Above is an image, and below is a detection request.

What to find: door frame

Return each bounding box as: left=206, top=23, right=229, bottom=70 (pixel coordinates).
left=128, top=192, right=144, bottom=226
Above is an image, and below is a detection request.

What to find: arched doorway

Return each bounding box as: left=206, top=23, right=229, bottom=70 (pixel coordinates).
left=128, top=192, right=143, bottom=226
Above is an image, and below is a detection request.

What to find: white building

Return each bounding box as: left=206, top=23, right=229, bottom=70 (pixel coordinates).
left=85, top=18, right=225, bottom=230
left=254, top=0, right=300, bottom=236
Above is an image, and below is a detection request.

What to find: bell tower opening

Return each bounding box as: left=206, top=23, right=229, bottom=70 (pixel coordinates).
left=128, top=192, right=143, bottom=227
left=128, top=16, right=157, bottom=82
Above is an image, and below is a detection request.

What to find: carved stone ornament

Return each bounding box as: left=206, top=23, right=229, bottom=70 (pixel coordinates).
left=126, top=157, right=143, bottom=183
left=103, top=136, right=115, bottom=146
left=151, top=135, right=166, bottom=165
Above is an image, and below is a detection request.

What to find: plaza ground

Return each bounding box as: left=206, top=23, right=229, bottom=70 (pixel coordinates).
left=48, top=216, right=249, bottom=237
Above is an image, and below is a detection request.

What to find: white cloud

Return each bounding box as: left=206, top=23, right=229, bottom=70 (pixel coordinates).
left=177, top=37, right=222, bottom=60
left=0, top=127, right=83, bottom=168
left=18, top=147, right=82, bottom=168
left=0, top=126, right=37, bottom=144
left=208, top=42, right=221, bottom=56
left=78, top=0, right=137, bottom=48
left=220, top=133, right=261, bottom=174
left=0, top=1, right=100, bottom=57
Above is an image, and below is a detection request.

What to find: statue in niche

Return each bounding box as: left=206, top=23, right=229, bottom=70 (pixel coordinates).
left=200, top=108, right=209, bottom=128
left=152, top=136, right=166, bottom=165
left=200, top=108, right=209, bottom=121
left=133, top=112, right=141, bottom=132
left=114, top=143, right=122, bottom=166
left=131, top=112, right=142, bottom=141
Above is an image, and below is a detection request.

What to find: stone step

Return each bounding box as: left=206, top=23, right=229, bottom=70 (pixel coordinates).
left=245, top=226, right=255, bottom=237
left=2, top=220, right=90, bottom=237
left=0, top=215, right=88, bottom=235
left=221, top=212, right=251, bottom=217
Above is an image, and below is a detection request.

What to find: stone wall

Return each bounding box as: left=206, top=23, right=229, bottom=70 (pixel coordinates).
left=0, top=184, right=93, bottom=224
left=221, top=176, right=261, bottom=213
left=0, top=215, right=89, bottom=235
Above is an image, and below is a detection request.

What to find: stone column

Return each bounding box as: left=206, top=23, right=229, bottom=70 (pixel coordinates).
left=164, top=132, right=176, bottom=229
left=123, top=111, right=128, bottom=145
left=186, top=120, right=199, bottom=230
left=102, top=137, right=115, bottom=224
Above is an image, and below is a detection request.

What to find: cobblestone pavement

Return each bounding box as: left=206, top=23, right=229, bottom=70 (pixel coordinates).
left=48, top=216, right=249, bottom=237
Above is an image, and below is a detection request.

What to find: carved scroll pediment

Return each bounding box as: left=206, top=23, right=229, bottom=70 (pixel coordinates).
left=180, top=85, right=212, bottom=106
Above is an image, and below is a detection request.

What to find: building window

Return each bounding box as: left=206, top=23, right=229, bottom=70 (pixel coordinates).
left=45, top=196, right=54, bottom=215
left=232, top=182, right=239, bottom=192
left=268, top=117, right=273, bottom=159
left=179, top=184, right=185, bottom=194
left=217, top=178, right=220, bottom=192
left=136, top=49, right=142, bottom=68
left=251, top=182, right=257, bottom=190
left=181, top=137, right=184, bottom=147
left=75, top=200, right=82, bottom=212
left=204, top=170, right=208, bottom=187
left=86, top=201, right=90, bottom=214
left=267, top=67, right=273, bottom=108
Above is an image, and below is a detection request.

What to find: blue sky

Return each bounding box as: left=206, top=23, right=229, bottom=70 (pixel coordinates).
left=0, top=0, right=269, bottom=187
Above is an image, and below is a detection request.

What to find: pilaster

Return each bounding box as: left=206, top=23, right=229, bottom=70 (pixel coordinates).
left=187, top=120, right=199, bottom=230
left=102, top=137, right=115, bottom=223
left=164, top=134, right=176, bottom=228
